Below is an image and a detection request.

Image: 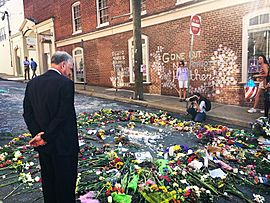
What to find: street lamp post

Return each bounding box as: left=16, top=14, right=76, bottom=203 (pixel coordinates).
left=1, top=11, right=12, bottom=67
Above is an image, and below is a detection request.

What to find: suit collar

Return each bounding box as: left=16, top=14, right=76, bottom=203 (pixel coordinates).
left=48, top=68, right=62, bottom=75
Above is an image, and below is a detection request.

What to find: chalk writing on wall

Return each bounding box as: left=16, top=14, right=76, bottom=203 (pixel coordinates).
left=150, top=46, right=178, bottom=91
left=110, top=51, right=129, bottom=87
left=150, top=44, right=239, bottom=97
left=189, top=44, right=239, bottom=97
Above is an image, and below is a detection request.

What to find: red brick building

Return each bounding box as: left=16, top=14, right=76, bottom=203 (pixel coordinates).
left=22, top=0, right=270, bottom=105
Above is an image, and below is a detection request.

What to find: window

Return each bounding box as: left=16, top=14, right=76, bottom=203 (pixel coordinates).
left=246, top=13, right=270, bottom=77
left=242, top=10, right=270, bottom=82
left=129, top=0, right=147, bottom=16
left=72, top=2, right=82, bottom=33
left=0, top=27, right=6, bottom=41
left=72, top=47, right=85, bottom=83
left=96, top=0, right=109, bottom=27
left=128, top=35, right=150, bottom=83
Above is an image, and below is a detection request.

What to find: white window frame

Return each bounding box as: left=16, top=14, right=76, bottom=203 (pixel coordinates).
left=96, top=0, right=109, bottom=28
left=128, top=35, right=150, bottom=83
left=242, top=8, right=270, bottom=82
left=176, top=0, right=193, bottom=5
left=72, top=1, right=82, bottom=35
left=72, top=47, right=85, bottom=83
left=129, top=0, right=147, bottom=17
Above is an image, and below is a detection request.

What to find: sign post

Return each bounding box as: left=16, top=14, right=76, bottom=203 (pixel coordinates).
left=187, top=15, right=201, bottom=108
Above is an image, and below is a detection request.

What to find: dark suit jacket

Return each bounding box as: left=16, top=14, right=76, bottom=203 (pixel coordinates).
left=23, top=70, right=79, bottom=156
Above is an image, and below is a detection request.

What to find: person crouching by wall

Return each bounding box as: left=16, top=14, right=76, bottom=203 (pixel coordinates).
left=186, top=93, right=206, bottom=122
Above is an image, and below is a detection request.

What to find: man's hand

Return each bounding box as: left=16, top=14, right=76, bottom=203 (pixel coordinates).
left=29, top=132, right=47, bottom=147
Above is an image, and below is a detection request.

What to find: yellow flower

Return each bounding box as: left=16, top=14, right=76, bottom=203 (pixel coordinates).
left=17, top=160, right=22, bottom=165
left=22, top=133, right=31, bottom=137
left=106, top=182, right=112, bottom=190
left=159, top=185, right=168, bottom=193
left=150, top=184, right=158, bottom=191
left=115, top=162, right=124, bottom=169
left=173, top=145, right=181, bottom=151
left=132, top=160, right=139, bottom=164
left=254, top=152, right=261, bottom=157
left=137, top=168, right=144, bottom=175
left=176, top=122, right=184, bottom=127
left=159, top=121, right=166, bottom=125
left=12, top=138, right=19, bottom=141
left=178, top=188, right=183, bottom=193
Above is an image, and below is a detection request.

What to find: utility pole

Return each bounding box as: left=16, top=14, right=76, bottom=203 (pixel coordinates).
left=132, top=0, right=143, bottom=100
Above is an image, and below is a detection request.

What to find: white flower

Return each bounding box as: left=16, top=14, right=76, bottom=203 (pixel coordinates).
left=14, top=151, right=22, bottom=159
left=180, top=179, right=187, bottom=184
left=34, top=176, right=40, bottom=182
left=173, top=182, right=179, bottom=187
left=96, top=170, right=102, bottom=175
left=115, top=183, right=121, bottom=189
left=108, top=196, right=112, bottom=203
left=99, top=176, right=105, bottom=180
left=253, top=194, right=265, bottom=203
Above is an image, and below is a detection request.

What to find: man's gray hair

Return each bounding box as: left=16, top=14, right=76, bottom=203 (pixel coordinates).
left=51, top=51, right=73, bottom=65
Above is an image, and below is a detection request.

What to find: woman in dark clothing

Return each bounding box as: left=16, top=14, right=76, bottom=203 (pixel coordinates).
left=262, top=55, right=270, bottom=118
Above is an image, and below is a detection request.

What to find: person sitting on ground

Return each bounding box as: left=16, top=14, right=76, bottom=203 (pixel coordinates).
left=248, top=54, right=269, bottom=113
left=186, top=93, right=206, bottom=122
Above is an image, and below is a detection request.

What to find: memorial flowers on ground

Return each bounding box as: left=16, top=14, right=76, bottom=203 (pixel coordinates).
left=0, top=109, right=269, bottom=202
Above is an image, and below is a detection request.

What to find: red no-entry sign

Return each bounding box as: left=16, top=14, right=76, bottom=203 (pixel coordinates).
left=190, top=15, right=201, bottom=35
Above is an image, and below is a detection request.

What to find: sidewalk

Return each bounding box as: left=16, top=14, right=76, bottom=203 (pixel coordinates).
left=0, top=73, right=262, bottom=128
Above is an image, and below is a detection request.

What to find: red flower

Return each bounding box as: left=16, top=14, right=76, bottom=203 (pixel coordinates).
left=105, top=190, right=111, bottom=196
left=187, top=155, right=195, bottom=163
left=159, top=175, right=171, bottom=182
left=197, top=133, right=203, bottom=139
left=114, top=158, right=121, bottom=163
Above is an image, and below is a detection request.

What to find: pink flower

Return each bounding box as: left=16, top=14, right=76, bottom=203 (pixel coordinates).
left=145, top=179, right=155, bottom=185
left=79, top=191, right=100, bottom=203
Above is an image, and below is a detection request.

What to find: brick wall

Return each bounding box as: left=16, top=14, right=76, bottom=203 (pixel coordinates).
left=23, top=0, right=269, bottom=106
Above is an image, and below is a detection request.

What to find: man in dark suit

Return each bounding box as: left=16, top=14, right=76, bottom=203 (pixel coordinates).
left=23, top=51, right=79, bottom=203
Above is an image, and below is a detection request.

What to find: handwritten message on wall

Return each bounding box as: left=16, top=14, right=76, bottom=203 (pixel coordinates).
left=150, top=44, right=239, bottom=97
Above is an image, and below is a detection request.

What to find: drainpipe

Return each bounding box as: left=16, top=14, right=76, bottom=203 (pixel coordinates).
left=1, top=11, right=12, bottom=67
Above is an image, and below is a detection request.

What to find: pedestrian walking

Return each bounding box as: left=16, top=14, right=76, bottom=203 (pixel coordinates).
left=23, top=56, right=30, bottom=80
left=23, top=51, right=79, bottom=203
left=248, top=55, right=269, bottom=113
left=176, top=60, right=189, bottom=101
left=30, top=58, right=38, bottom=79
